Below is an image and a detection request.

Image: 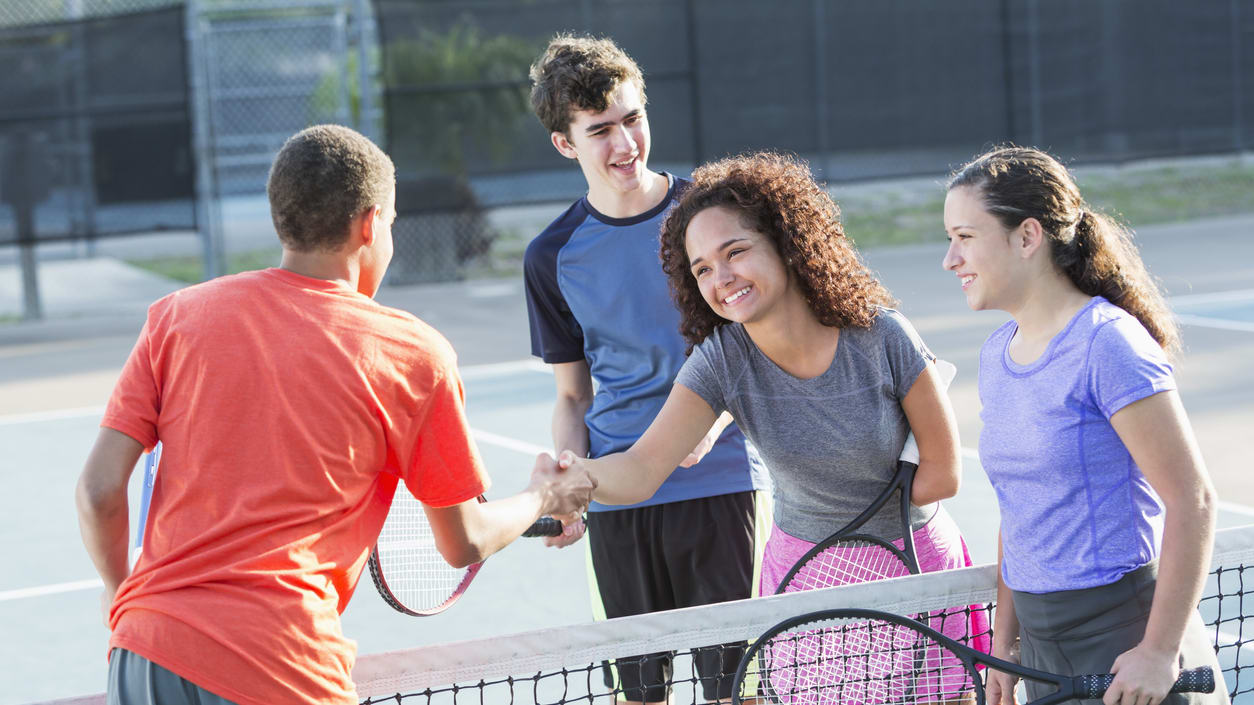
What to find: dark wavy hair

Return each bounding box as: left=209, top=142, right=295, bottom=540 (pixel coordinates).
left=948, top=145, right=1179, bottom=355
left=660, top=152, right=896, bottom=351
left=528, top=34, right=646, bottom=135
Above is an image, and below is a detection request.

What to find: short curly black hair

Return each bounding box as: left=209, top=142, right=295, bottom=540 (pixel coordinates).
left=660, top=152, right=896, bottom=351
left=266, top=124, right=394, bottom=252
left=528, top=33, right=646, bottom=135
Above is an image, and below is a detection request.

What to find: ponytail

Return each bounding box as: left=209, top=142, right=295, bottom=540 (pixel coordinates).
left=1055, top=208, right=1179, bottom=355
left=949, top=146, right=1179, bottom=356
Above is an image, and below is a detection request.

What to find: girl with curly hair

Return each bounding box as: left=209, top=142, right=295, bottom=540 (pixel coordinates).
left=559, top=152, right=988, bottom=670
left=943, top=146, right=1225, bottom=705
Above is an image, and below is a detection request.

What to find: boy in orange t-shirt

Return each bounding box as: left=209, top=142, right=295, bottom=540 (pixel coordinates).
left=75, top=125, right=595, bottom=705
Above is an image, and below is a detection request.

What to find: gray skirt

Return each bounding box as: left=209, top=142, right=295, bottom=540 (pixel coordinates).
left=1012, top=561, right=1228, bottom=704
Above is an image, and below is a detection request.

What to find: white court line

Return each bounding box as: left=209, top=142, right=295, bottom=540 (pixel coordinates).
left=471, top=428, right=550, bottom=457
left=0, top=579, right=101, bottom=602
left=9, top=437, right=1254, bottom=601
left=1176, top=314, right=1254, bottom=333
left=0, top=405, right=103, bottom=427
left=1169, top=289, right=1254, bottom=307
left=0, top=361, right=548, bottom=427
left=458, top=358, right=551, bottom=380
left=1168, top=289, right=1254, bottom=333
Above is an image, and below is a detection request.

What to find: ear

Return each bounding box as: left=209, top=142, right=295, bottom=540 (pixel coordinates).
left=1016, top=217, right=1047, bottom=259
left=551, top=131, right=578, bottom=160
left=358, top=204, right=382, bottom=247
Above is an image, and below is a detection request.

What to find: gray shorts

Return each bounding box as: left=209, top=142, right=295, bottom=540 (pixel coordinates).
left=107, top=648, right=241, bottom=705
left=1012, top=561, right=1228, bottom=704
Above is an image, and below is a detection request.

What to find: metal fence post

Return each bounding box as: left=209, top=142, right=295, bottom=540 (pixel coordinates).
left=186, top=0, right=225, bottom=280
left=8, top=131, right=46, bottom=320
left=65, top=0, right=98, bottom=259
left=1026, top=0, right=1043, bottom=148
left=684, top=0, right=704, bottom=166
left=333, top=3, right=352, bottom=127
left=354, top=0, right=378, bottom=142
left=1233, top=0, right=1245, bottom=152
left=813, top=0, right=830, bottom=178
left=18, top=239, right=41, bottom=320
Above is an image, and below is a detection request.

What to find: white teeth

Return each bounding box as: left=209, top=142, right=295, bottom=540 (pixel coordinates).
left=723, top=287, right=751, bottom=304
left=961, top=275, right=975, bottom=286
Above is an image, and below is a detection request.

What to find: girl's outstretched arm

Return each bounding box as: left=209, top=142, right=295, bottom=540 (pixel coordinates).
left=560, top=383, right=718, bottom=506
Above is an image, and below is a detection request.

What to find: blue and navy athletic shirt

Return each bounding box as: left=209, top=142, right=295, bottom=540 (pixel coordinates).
left=523, top=173, right=769, bottom=512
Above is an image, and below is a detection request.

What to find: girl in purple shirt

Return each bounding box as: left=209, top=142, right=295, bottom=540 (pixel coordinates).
left=942, top=146, right=1226, bottom=705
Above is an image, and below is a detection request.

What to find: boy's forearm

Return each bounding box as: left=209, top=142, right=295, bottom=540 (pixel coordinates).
left=76, top=484, right=131, bottom=594
left=77, top=473, right=132, bottom=596
left=552, top=396, right=591, bottom=458
left=76, top=428, right=145, bottom=599
left=453, top=492, right=548, bottom=567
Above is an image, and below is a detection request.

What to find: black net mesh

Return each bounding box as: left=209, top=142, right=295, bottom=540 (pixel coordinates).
left=356, top=561, right=1252, bottom=705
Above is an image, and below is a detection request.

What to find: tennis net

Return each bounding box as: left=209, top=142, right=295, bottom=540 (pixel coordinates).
left=353, top=524, right=1254, bottom=705
left=32, top=524, right=1254, bottom=705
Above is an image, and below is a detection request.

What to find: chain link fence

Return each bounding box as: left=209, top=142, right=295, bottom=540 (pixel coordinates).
left=3, top=0, right=1252, bottom=297
left=0, top=0, right=195, bottom=247
left=373, top=0, right=1254, bottom=283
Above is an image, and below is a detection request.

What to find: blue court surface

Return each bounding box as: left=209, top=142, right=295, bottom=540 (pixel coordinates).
left=1172, top=290, right=1254, bottom=332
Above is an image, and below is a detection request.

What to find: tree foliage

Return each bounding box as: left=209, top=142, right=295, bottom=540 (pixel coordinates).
left=382, top=20, right=539, bottom=177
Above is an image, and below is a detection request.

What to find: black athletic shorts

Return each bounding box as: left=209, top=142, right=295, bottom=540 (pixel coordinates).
left=587, top=490, right=763, bottom=702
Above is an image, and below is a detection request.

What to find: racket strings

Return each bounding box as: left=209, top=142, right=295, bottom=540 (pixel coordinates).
left=374, top=492, right=470, bottom=612
left=780, top=538, right=913, bottom=593
left=752, top=616, right=977, bottom=705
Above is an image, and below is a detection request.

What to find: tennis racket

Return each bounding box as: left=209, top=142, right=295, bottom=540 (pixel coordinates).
left=367, top=487, right=568, bottom=616
left=733, top=607, right=1214, bottom=705
left=774, top=360, right=957, bottom=594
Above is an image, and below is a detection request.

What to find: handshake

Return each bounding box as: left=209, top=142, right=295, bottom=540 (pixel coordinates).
left=528, top=450, right=597, bottom=549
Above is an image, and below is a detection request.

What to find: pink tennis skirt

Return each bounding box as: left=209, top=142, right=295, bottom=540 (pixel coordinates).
left=758, top=505, right=992, bottom=704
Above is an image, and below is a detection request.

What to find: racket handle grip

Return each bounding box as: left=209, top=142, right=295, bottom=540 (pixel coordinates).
left=1077, top=667, right=1215, bottom=699
left=522, top=516, right=565, bottom=537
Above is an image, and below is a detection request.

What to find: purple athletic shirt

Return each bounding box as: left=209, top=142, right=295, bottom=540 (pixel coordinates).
left=979, top=297, right=1176, bottom=593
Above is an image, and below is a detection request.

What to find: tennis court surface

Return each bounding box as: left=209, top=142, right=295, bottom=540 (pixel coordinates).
left=25, top=523, right=1254, bottom=705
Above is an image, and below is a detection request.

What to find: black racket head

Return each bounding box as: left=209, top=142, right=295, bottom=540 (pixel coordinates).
left=734, top=608, right=980, bottom=705
left=775, top=534, right=915, bottom=595
left=369, top=489, right=482, bottom=616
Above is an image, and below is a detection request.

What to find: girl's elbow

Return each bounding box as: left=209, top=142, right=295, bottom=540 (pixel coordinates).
left=1164, top=480, right=1218, bottom=526
left=1194, top=481, right=1218, bottom=523
left=919, top=460, right=962, bottom=502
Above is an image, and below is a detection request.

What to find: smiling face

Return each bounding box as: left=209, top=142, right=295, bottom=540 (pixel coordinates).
left=551, top=81, right=651, bottom=207
left=942, top=185, right=1024, bottom=312
left=684, top=205, right=793, bottom=326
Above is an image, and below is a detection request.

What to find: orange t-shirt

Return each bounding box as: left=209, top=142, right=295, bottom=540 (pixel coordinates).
left=102, top=268, right=489, bottom=705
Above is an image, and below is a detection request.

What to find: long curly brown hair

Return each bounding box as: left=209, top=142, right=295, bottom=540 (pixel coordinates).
left=660, top=152, right=896, bottom=351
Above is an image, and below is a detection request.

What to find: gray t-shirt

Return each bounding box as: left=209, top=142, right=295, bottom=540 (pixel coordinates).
left=675, top=308, right=935, bottom=543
